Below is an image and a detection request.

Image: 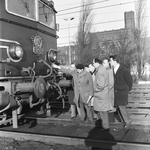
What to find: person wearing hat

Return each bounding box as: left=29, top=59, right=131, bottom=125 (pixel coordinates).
left=52, top=63, right=94, bottom=122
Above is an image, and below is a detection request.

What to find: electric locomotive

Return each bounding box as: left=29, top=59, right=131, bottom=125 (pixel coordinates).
left=0, top=0, right=64, bottom=127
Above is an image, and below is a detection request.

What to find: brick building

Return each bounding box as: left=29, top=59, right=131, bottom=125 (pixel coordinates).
left=57, top=11, right=135, bottom=65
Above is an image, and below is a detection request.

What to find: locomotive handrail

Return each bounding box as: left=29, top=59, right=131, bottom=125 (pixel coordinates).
left=37, top=59, right=53, bottom=79
left=52, top=82, right=62, bottom=100
left=0, top=40, right=23, bottom=62
left=35, top=59, right=63, bottom=100
left=22, top=64, right=35, bottom=82
left=0, top=103, right=11, bottom=113
left=29, top=95, right=44, bottom=108
left=31, top=62, right=35, bottom=82
left=0, top=39, right=20, bottom=45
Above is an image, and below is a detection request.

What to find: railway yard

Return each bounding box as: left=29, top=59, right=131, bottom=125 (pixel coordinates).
left=1, top=106, right=150, bottom=150
left=1, top=0, right=150, bottom=149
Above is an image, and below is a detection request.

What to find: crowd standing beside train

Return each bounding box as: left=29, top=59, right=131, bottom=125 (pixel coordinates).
left=52, top=54, right=133, bottom=129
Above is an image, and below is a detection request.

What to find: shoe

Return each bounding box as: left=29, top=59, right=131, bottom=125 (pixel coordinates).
left=93, top=118, right=98, bottom=121
left=99, top=128, right=110, bottom=131
left=85, top=119, right=93, bottom=123
left=70, top=116, right=76, bottom=119
left=96, top=127, right=110, bottom=131
left=124, top=119, right=132, bottom=128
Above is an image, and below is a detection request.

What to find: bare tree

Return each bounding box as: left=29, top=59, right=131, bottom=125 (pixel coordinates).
left=133, top=0, right=148, bottom=79
left=75, top=0, right=94, bottom=65
left=100, top=30, right=134, bottom=69
left=114, top=30, right=135, bottom=68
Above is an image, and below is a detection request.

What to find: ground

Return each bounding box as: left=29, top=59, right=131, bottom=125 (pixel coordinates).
left=0, top=138, right=88, bottom=150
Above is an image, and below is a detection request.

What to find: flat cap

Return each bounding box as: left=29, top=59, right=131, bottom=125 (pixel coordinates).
left=75, top=64, right=84, bottom=69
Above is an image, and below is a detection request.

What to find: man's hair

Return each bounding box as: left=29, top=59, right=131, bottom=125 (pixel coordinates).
left=85, top=64, right=89, bottom=68
left=100, top=55, right=109, bottom=62
left=93, top=58, right=103, bottom=64
left=109, top=54, right=120, bottom=63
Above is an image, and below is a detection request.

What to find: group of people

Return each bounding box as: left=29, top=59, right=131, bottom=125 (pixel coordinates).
left=52, top=54, right=133, bottom=131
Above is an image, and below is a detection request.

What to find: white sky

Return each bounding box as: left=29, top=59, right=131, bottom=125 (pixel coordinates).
left=53, top=0, right=150, bottom=47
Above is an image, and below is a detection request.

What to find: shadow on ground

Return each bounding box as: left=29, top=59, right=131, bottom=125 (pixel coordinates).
left=85, top=119, right=116, bottom=150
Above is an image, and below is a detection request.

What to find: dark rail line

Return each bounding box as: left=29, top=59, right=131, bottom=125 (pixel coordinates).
left=0, top=130, right=150, bottom=150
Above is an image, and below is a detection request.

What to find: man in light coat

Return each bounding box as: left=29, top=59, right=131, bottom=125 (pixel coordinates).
left=93, top=58, right=111, bottom=130
left=101, top=56, right=115, bottom=122
left=101, top=56, right=115, bottom=112
left=52, top=63, right=94, bottom=121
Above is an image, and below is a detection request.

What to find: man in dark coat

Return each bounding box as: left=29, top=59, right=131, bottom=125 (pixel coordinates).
left=52, top=63, right=94, bottom=122
left=109, top=55, right=133, bottom=128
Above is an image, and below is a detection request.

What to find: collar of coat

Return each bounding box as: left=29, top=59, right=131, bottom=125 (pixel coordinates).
left=77, top=69, right=87, bottom=77
left=95, top=65, right=104, bottom=74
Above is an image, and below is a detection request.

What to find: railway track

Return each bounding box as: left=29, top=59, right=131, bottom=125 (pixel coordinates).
left=1, top=103, right=150, bottom=150
left=0, top=129, right=150, bottom=150
left=1, top=114, right=150, bottom=150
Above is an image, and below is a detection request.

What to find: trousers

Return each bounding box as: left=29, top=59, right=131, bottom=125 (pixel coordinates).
left=117, top=105, right=130, bottom=123
left=76, top=95, right=93, bottom=121
left=97, top=111, right=109, bottom=129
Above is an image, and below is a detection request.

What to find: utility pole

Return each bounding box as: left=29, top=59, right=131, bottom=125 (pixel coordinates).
left=64, top=17, right=74, bottom=65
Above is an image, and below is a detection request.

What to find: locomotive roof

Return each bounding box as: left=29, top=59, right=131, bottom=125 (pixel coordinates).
left=40, top=0, right=57, bottom=13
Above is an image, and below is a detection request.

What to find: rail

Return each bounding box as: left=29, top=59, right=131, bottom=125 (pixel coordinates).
left=127, top=84, right=150, bottom=125
left=1, top=129, right=150, bottom=150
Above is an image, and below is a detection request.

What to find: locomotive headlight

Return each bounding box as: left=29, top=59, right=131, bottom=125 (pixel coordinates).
left=47, top=49, right=57, bottom=63
left=15, top=46, right=23, bottom=58
left=8, top=45, right=24, bottom=62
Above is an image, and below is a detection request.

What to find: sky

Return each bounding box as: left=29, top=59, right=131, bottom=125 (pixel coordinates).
left=53, top=0, right=150, bottom=47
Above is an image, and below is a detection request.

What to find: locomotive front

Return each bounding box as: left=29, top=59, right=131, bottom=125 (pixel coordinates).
left=0, top=0, right=61, bottom=126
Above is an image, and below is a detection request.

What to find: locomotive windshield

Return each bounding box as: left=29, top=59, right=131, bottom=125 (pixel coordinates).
left=6, top=0, right=55, bottom=29
left=39, top=1, right=55, bottom=29
left=6, top=0, right=36, bottom=20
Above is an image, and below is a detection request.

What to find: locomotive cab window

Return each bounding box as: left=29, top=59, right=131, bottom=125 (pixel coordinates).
left=5, top=0, right=55, bottom=29
left=6, top=0, right=36, bottom=20
left=38, top=1, right=55, bottom=29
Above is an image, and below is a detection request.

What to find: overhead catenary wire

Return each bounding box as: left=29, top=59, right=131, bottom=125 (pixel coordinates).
left=55, top=0, right=108, bottom=8
left=58, top=15, right=150, bottom=31
left=58, top=5, right=150, bottom=27
left=57, top=0, right=109, bottom=12
left=56, top=0, right=149, bottom=46
left=56, top=0, right=146, bottom=16
left=57, top=10, right=129, bottom=24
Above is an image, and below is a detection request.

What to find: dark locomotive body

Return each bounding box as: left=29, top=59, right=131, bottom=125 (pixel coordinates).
left=0, top=0, right=57, bottom=77
left=0, top=0, right=64, bottom=126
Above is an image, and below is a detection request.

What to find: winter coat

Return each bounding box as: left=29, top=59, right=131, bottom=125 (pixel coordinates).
left=114, top=65, right=133, bottom=106
left=107, top=68, right=114, bottom=110
left=60, top=67, right=94, bottom=106
left=93, top=65, right=111, bottom=111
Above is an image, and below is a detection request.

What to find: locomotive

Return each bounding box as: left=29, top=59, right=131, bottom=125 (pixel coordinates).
left=0, top=0, right=66, bottom=127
